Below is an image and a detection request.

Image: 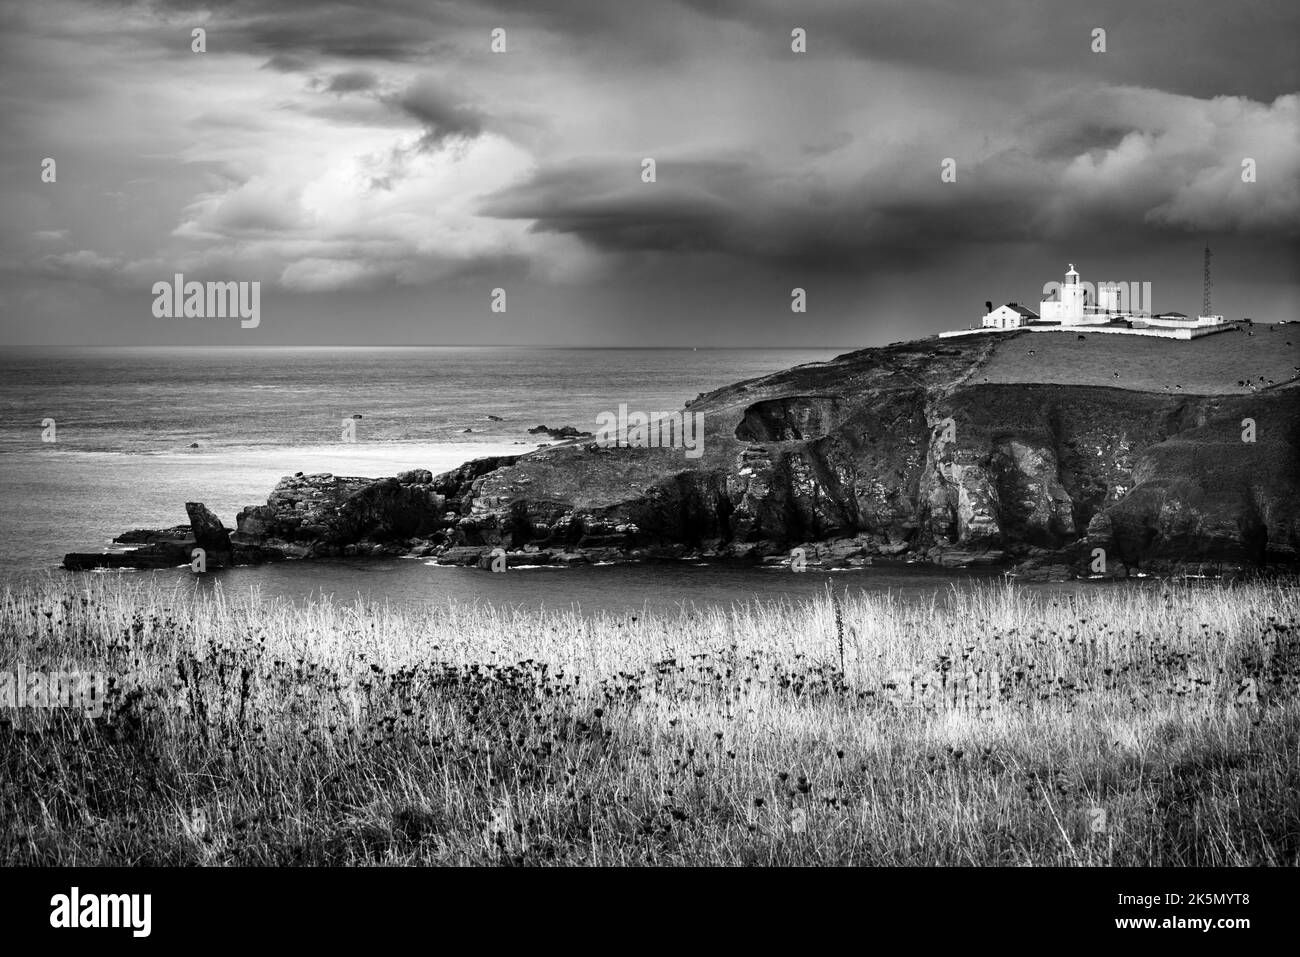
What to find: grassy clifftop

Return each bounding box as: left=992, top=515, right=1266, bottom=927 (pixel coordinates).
left=970, top=326, right=1300, bottom=394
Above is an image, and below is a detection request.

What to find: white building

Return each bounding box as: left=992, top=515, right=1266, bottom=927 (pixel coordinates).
left=982, top=302, right=1039, bottom=329
left=1145, top=311, right=1226, bottom=329
left=1039, top=263, right=1086, bottom=324
left=941, top=259, right=1239, bottom=341
left=1096, top=282, right=1124, bottom=315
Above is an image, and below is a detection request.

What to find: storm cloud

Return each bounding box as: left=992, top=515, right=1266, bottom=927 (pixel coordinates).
left=0, top=0, right=1295, bottom=346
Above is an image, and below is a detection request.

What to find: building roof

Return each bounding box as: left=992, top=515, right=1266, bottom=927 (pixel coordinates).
left=985, top=302, right=1040, bottom=319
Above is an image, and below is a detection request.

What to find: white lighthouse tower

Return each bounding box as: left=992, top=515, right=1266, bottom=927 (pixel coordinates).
left=1040, top=263, right=1086, bottom=324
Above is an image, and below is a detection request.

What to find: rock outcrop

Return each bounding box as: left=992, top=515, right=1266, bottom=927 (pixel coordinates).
left=64, top=500, right=283, bottom=571
left=528, top=424, right=594, bottom=439
left=232, top=472, right=446, bottom=557
left=187, top=502, right=232, bottom=561
left=67, top=331, right=1300, bottom=577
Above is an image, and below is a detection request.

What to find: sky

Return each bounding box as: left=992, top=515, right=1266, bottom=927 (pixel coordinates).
left=1, top=0, right=1297, bottom=347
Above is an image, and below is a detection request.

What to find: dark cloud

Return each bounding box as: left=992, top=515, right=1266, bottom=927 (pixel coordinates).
left=481, top=154, right=969, bottom=272
left=482, top=158, right=750, bottom=252
left=139, top=0, right=700, bottom=62
left=94, top=0, right=1300, bottom=100
left=260, top=52, right=310, bottom=72
left=324, top=69, right=378, bottom=93
left=249, top=17, right=431, bottom=60
left=385, top=76, right=485, bottom=148
left=481, top=81, right=1299, bottom=275
left=678, top=0, right=1300, bottom=101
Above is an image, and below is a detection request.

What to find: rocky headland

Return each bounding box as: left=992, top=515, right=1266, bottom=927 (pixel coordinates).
left=64, top=329, right=1300, bottom=579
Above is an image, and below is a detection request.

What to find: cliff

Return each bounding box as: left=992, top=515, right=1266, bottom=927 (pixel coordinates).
left=64, top=328, right=1300, bottom=577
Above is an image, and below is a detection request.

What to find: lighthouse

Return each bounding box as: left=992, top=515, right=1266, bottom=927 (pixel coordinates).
left=1040, top=263, right=1086, bottom=324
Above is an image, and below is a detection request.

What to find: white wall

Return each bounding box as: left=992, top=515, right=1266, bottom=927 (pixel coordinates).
left=982, top=305, right=1022, bottom=328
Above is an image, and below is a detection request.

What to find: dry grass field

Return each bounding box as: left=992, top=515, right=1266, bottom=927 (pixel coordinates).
left=1, top=576, right=1297, bottom=865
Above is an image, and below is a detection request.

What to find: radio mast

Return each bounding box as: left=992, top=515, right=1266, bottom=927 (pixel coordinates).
left=1202, top=245, right=1212, bottom=317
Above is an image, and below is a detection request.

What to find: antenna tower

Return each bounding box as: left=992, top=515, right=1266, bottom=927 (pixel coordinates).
left=1202, top=245, right=1212, bottom=316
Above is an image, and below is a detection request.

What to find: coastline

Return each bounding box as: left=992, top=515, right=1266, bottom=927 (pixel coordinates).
left=43, top=330, right=1300, bottom=583
left=0, top=441, right=538, bottom=579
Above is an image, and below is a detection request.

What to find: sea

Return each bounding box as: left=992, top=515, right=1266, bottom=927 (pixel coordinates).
left=0, top=346, right=1086, bottom=615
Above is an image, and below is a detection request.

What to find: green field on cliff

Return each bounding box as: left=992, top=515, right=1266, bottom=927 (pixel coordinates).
left=970, top=325, right=1300, bottom=395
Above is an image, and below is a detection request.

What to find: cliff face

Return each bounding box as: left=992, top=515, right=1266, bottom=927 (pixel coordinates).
left=418, top=334, right=1298, bottom=575
left=230, top=459, right=519, bottom=558
left=66, top=330, right=1300, bottom=576
left=1087, top=391, right=1300, bottom=570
